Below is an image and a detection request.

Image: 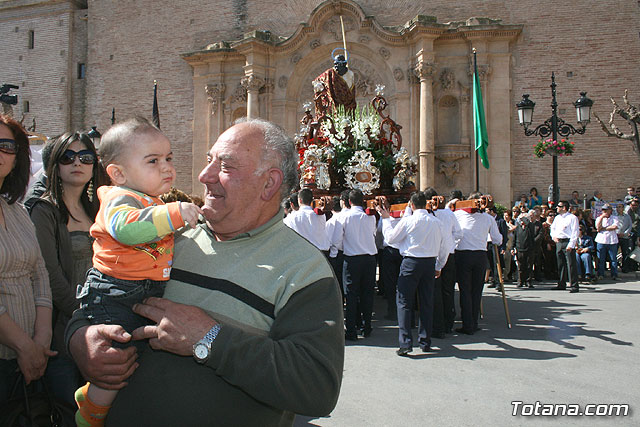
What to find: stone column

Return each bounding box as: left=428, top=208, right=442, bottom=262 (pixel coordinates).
left=241, top=75, right=265, bottom=119
left=414, top=61, right=436, bottom=190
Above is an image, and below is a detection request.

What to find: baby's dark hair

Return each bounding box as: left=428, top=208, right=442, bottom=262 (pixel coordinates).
left=99, top=116, right=161, bottom=167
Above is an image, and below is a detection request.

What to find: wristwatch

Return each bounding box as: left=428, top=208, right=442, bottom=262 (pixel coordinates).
left=193, top=323, right=221, bottom=364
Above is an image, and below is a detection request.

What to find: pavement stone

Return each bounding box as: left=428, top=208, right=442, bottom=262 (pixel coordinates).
left=295, top=272, right=640, bottom=426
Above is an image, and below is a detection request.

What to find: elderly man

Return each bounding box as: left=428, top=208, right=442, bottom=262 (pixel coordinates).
left=65, top=118, right=344, bottom=426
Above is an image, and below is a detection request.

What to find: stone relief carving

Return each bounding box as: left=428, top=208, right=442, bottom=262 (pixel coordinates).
left=322, top=15, right=356, bottom=41
left=309, top=39, right=321, bottom=49
left=469, top=62, right=491, bottom=81
left=413, top=61, right=436, bottom=81
left=205, top=83, right=225, bottom=115
left=378, top=47, right=390, bottom=60
left=278, top=75, right=288, bottom=89
left=291, top=53, right=301, bottom=64
left=232, top=83, right=247, bottom=103
left=358, top=35, right=370, bottom=44
left=440, top=69, right=455, bottom=90
left=438, top=160, right=460, bottom=186
left=393, top=68, right=404, bottom=81
left=261, top=78, right=274, bottom=94
left=241, top=75, right=265, bottom=92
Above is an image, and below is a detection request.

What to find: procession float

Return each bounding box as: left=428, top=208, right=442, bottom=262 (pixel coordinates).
left=293, top=22, right=418, bottom=208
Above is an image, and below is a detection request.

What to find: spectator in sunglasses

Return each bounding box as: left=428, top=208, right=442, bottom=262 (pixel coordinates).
left=28, top=132, right=108, bottom=412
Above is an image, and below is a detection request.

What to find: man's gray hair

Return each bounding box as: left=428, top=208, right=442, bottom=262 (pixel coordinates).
left=234, top=117, right=299, bottom=199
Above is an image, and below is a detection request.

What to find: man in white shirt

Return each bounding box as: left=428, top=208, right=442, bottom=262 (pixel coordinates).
left=331, top=189, right=377, bottom=341
left=424, top=188, right=462, bottom=337
left=284, top=188, right=330, bottom=256
left=379, top=191, right=449, bottom=355
left=454, top=193, right=503, bottom=335
left=595, top=203, right=619, bottom=280
left=550, top=200, right=580, bottom=292
left=376, top=198, right=403, bottom=321
left=325, top=196, right=344, bottom=295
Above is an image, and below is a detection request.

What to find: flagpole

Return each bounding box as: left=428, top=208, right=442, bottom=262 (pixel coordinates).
left=473, top=48, right=479, bottom=192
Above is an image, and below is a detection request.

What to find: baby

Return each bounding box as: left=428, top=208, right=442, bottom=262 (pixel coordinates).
left=74, top=117, right=201, bottom=427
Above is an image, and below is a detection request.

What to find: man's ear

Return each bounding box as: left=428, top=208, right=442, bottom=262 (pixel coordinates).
left=106, top=163, right=127, bottom=186
left=261, top=168, right=284, bottom=201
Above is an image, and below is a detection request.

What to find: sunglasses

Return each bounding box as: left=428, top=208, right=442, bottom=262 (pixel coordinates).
left=0, top=138, right=17, bottom=155
left=59, top=149, right=96, bottom=165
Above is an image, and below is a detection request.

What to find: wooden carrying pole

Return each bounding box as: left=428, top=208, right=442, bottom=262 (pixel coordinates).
left=493, top=244, right=512, bottom=328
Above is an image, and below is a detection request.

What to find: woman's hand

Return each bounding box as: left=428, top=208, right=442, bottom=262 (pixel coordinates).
left=16, top=338, right=56, bottom=384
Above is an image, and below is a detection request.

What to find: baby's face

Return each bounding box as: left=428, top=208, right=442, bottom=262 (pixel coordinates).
left=118, top=131, right=175, bottom=196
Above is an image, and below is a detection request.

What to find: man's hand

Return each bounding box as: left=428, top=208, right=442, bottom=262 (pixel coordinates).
left=132, top=298, right=217, bottom=357
left=375, top=204, right=390, bottom=219
left=435, top=270, right=441, bottom=279
left=69, top=325, right=138, bottom=390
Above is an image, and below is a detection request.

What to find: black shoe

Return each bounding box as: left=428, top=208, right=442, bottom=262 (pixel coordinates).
left=553, top=285, right=566, bottom=290
left=495, top=285, right=503, bottom=292
left=455, top=327, right=474, bottom=335
left=420, top=345, right=432, bottom=352
left=517, top=283, right=525, bottom=288
left=487, top=283, right=497, bottom=288
left=345, top=332, right=358, bottom=341
left=431, top=332, right=446, bottom=339
left=362, top=328, right=372, bottom=338
left=569, top=286, right=579, bottom=293
left=611, top=277, right=620, bottom=281
left=528, top=283, right=535, bottom=289
left=396, top=347, right=412, bottom=357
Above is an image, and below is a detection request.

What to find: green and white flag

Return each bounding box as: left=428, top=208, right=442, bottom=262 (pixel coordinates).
left=473, top=51, right=489, bottom=169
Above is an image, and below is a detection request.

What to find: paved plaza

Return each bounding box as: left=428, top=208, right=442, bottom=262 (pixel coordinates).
left=296, top=273, right=639, bottom=426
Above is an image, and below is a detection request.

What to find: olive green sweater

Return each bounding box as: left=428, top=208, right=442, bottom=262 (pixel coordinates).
left=67, top=210, right=344, bottom=426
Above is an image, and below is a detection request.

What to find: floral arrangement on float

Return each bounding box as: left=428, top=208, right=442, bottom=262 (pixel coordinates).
left=534, top=138, right=575, bottom=158
left=295, top=84, right=417, bottom=195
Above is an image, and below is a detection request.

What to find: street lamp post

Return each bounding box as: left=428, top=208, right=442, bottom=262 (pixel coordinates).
left=516, top=73, right=593, bottom=205
left=87, top=126, right=102, bottom=150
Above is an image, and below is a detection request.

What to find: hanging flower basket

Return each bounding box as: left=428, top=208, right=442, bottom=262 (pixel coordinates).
left=534, top=138, right=575, bottom=158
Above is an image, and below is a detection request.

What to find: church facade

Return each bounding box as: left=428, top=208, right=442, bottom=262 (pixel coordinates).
left=2, top=0, right=640, bottom=204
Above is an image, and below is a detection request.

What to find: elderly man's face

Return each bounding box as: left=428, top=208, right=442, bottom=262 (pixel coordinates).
left=199, top=123, right=278, bottom=240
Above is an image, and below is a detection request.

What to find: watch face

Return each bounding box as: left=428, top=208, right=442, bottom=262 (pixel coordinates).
left=194, top=343, right=208, bottom=360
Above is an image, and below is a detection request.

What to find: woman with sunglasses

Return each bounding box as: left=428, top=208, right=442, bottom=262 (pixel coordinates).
left=28, top=132, right=107, bottom=408
left=0, top=114, right=54, bottom=404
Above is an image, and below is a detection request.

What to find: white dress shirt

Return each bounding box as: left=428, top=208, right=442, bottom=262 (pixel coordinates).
left=284, top=205, right=330, bottom=251
left=325, top=211, right=342, bottom=257
left=550, top=211, right=579, bottom=249
left=432, top=207, right=463, bottom=254
left=595, top=215, right=619, bottom=245
left=381, top=209, right=450, bottom=270
left=331, top=206, right=377, bottom=256
left=454, top=210, right=503, bottom=251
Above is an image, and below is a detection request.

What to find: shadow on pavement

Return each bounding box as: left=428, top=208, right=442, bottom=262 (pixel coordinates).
left=343, top=280, right=633, bottom=359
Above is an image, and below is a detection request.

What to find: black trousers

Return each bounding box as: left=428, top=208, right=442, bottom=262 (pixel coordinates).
left=556, top=239, right=578, bottom=288
left=343, top=254, right=376, bottom=335
left=380, top=246, right=402, bottom=318
left=455, top=250, right=487, bottom=333
left=329, top=250, right=344, bottom=296
left=516, top=250, right=532, bottom=285
left=432, top=253, right=455, bottom=334
left=397, top=256, right=436, bottom=349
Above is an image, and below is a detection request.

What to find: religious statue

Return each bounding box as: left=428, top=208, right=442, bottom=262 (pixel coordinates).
left=313, top=49, right=356, bottom=116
